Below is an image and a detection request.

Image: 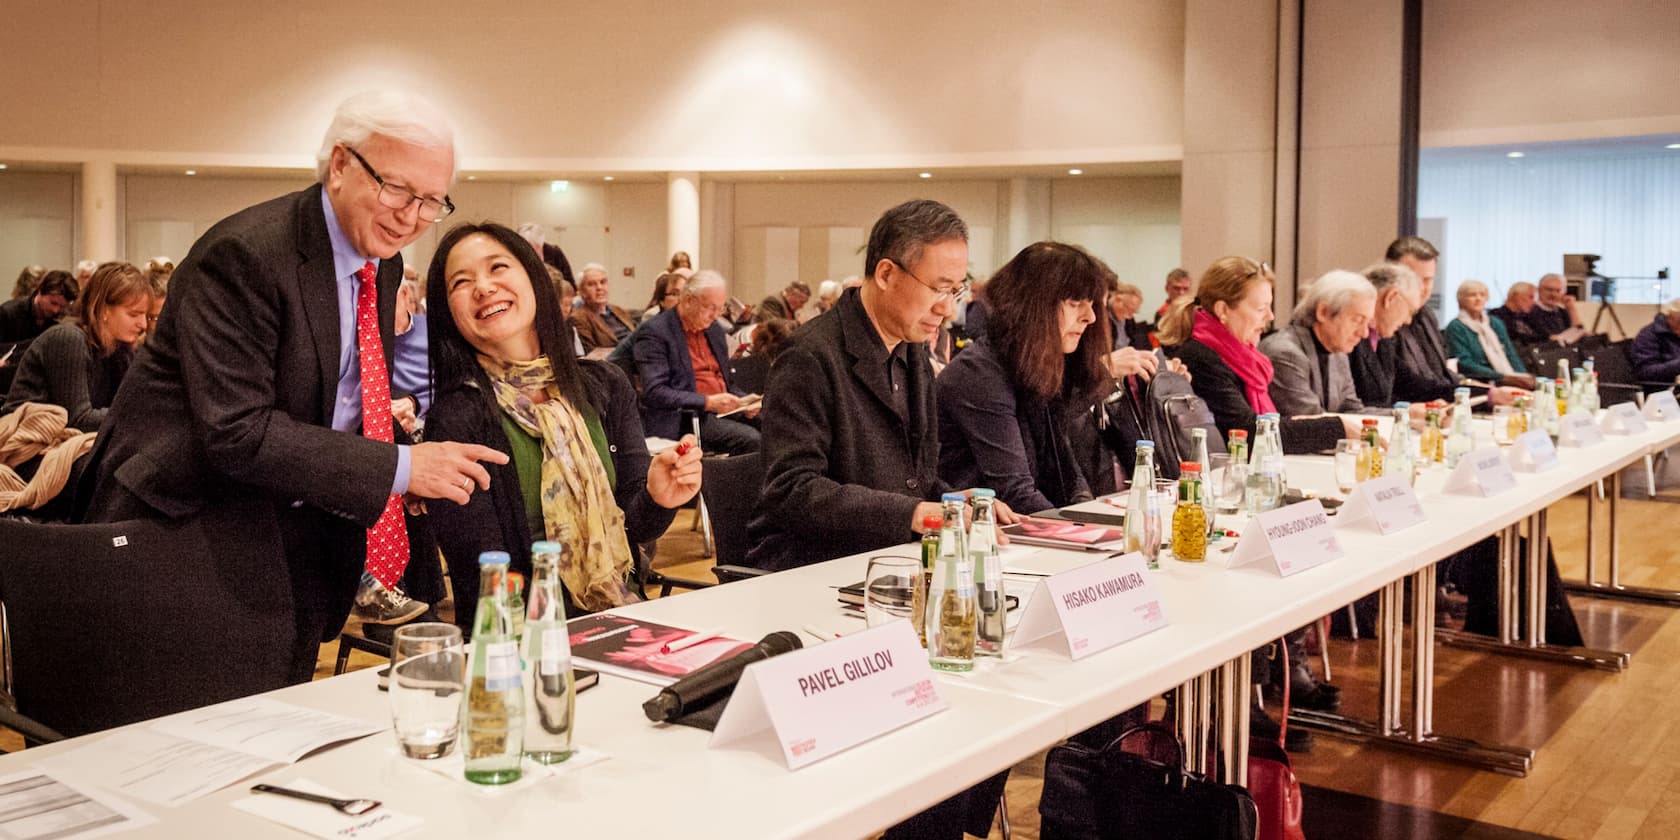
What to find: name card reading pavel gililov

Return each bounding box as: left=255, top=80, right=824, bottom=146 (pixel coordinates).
left=1443, top=446, right=1518, bottom=497
left=1333, top=474, right=1425, bottom=535
left=1012, top=552, right=1167, bottom=660
left=1644, top=390, right=1680, bottom=422
left=1602, top=402, right=1649, bottom=435
left=709, top=620, right=945, bottom=770
left=1507, top=429, right=1559, bottom=473
left=1227, top=499, right=1343, bottom=577
left=1559, top=412, right=1605, bottom=448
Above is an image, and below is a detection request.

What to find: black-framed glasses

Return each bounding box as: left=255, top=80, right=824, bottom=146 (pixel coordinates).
left=890, top=259, right=969, bottom=303
left=344, top=146, right=455, bottom=223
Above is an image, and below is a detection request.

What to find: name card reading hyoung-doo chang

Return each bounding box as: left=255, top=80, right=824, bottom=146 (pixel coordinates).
left=709, top=620, right=945, bottom=770
left=1643, top=390, right=1680, bottom=422
left=1334, top=474, right=1425, bottom=536
left=1012, top=551, right=1168, bottom=660
left=1559, top=412, right=1605, bottom=448
left=1227, top=499, right=1343, bottom=577
left=1443, top=446, right=1518, bottom=497
left=1602, top=402, right=1649, bottom=435
left=1507, top=430, right=1559, bottom=473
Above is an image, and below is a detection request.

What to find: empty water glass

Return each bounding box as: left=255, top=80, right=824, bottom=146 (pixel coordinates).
left=390, top=622, right=465, bottom=759
left=863, top=556, right=920, bottom=629
left=1334, top=440, right=1362, bottom=494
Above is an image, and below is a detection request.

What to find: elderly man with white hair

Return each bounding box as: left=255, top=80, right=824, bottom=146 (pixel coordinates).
left=633, top=269, right=761, bottom=455
left=1260, top=270, right=1376, bottom=428
left=1443, top=279, right=1535, bottom=389
left=570, top=261, right=637, bottom=351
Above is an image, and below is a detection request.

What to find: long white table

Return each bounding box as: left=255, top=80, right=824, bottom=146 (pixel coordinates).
left=3, top=411, right=1678, bottom=836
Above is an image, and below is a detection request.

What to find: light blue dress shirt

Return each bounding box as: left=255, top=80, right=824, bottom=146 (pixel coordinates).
left=321, top=187, right=411, bottom=494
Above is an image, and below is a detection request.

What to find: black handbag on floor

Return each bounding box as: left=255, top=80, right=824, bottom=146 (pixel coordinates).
left=1039, top=721, right=1258, bottom=840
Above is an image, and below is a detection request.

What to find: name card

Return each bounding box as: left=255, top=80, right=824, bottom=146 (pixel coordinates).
left=1443, top=445, right=1518, bottom=497
left=1334, top=474, right=1425, bottom=535
left=1507, top=430, right=1559, bottom=472
left=1012, top=552, right=1168, bottom=660
left=1227, top=499, right=1343, bottom=577
left=710, top=620, right=945, bottom=770
left=1558, top=412, right=1605, bottom=448
left=1602, top=402, right=1649, bottom=435
left=1644, top=390, right=1680, bottom=422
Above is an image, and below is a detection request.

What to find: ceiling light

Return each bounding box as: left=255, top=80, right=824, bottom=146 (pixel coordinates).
left=1505, top=151, right=1524, bottom=159
left=184, top=169, right=197, bottom=175
left=918, top=172, right=931, bottom=179
left=603, top=175, right=615, bottom=181
left=1667, top=143, right=1680, bottom=150
left=466, top=175, right=477, bottom=181
left=0, top=163, right=8, bottom=170
left=1068, top=168, right=1083, bottom=175
left=550, top=180, right=569, bottom=193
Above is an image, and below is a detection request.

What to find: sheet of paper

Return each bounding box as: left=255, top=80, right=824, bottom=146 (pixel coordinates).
left=37, top=729, right=275, bottom=807
left=391, top=745, right=610, bottom=797
left=1001, top=546, right=1108, bottom=577
left=232, top=779, right=421, bottom=839
left=0, top=770, right=156, bottom=840
left=151, top=698, right=382, bottom=764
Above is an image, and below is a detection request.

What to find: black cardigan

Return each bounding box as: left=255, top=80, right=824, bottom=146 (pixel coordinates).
left=1165, top=338, right=1343, bottom=455
left=424, top=360, right=673, bottom=630
left=936, top=340, right=1089, bottom=514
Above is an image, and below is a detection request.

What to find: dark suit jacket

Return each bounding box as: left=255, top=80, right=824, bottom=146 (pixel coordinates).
left=632, top=307, right=740, bottom=439
left=747, top=287, right=948, bottom=570
left=0, top=296, right=52, bottom=344
left=78, top=186, right=401, bottom=672
left=1109, top=314, right=1154, bottom=352
left=1165, top=338, right=1342, bottom=455
left=1393, top=305, right=1463, bottom=403
left=424, top=362, right=673, bottom=631
left=1351, top=333, right=1399, bottom=408
left=571, top=303, right=637, bottom=351
left=937, top=340, right=1089, bottom=514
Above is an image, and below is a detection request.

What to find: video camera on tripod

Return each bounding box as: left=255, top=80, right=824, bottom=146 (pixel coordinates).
left=1565, top=253, right=1672, bottom=336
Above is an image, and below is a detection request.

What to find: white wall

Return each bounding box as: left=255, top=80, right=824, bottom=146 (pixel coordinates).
left=0, top=173, right=77, bottom=278
left=1050, top=176, right=1182, bottom=315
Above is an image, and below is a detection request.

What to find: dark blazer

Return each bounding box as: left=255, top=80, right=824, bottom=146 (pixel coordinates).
left=78, top=186, right=401, bottom=683
left=1109, top=314, right=1154, bottom=352
left=0, top=296, right=52, bottom=345
left=1631, top=314, right=1680, bottom=383
left=1258, top=323, right=1364, bottom=417
left=748, top=287, right=948, bottom=571
left=424, top=361, right=674, bottom=631
left=937, top=340, right=1089, bottom=514
left=571, top=303, right=638, bottom=351
left=632, top=306, right=740, bottom=439
left=1165, top=338, right=1343, bottom=455
left=1351, top=333, right=1399, bottom=408
left=1490, top=305, right=1542, bottom=347
left=1393, top=305, right=1463, bottom=403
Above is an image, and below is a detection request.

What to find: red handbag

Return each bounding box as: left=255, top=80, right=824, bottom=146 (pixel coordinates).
left=1249, top=640, right=1307, bottom=840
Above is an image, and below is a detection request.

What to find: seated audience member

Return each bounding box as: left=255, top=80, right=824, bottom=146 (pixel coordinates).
left=0, top=270, right=78, bottom=345
left=1260, top=270, right=1377, bottom=421
left=938, top=242, right=1108, bottom=514
left=3, top=262, right=149, bottom=431
left=1152, top=266, right=1192, bottom=327
left=1350, top=262, right=1423, bottom=408
left=1523, top=273, right=1585, bottom=345
left=569, top=262, right=636, bottom=351
left=1444, top=279, right=1535, bottom=388
left=1108, top=277, right=1153, bottom=351
left=10, top=264, right=46, bottom=300
left=1386, top=236, right=1518, bottom=405
left=1159, top=257, right=1345, bottom=453
left=1631, top=299, right=1680, bottom=384
left=550, top=270, right=586, bottom=358
left=422, top=224, right=701, bottom=625
left=756, top=281, right=811, bottom=323
left=73, top=260, right=97, bottom=287
left=667, top=250, right=692, bottom=272
left=640, top=271, right=686, bottom=324
left=516, top=221, right=574, bottom=285
left=1489, top=281, right=1542, bottom=346
left=142, top=257, right=174, bottom=341
left=752, top=317, right=798, bottom=362
left=815, top=279, right=841, bottom=313
left=633, top=270, right=761, bottom=455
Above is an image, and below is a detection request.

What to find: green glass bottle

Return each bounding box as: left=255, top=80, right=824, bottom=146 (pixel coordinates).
left=462, top=551, right=524, bottom=784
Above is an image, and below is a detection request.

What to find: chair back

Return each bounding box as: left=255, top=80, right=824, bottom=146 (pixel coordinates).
left=0, top=512, right=294, bottom=736
left=700, top=453, right=763, bottom=568
left=731, top=354, right=770, bottom=396
left=1586, top=340, right=1642, bottom=405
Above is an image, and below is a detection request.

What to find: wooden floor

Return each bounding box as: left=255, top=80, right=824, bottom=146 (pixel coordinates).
left=306, top=487, right=1680, bottom=839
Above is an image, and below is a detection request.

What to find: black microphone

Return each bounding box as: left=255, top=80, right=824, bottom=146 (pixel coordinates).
left=642, top=631, right=803, bottom=722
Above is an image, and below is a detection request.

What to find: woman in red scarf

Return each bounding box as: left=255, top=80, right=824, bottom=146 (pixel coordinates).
left=1158, top=257, right=1344, bottom=454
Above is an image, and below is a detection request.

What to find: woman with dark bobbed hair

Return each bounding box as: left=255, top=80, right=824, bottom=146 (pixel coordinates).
left=422, top=223, right=702, bottom=629
left=937, top=242, right=1111, bottom=514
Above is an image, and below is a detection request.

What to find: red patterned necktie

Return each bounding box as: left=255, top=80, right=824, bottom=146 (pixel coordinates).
left=356, top=261, right=411, bottom=589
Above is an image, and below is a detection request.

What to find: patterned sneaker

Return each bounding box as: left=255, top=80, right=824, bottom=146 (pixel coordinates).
left=354, top=580, right=428, bottom=625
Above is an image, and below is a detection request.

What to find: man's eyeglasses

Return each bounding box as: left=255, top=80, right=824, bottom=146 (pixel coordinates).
left=890, top=260, right=968, bottom=303
left=345, top=146, right=455, bottom=223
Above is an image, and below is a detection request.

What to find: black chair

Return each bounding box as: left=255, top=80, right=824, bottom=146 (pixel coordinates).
left=699, top=452, right=766, bottom=583
left=1586, top=339, right=1675, bottom=405
left=0, top=512, right=294, bottom=736
left=731, top=354, right=770, bottom=396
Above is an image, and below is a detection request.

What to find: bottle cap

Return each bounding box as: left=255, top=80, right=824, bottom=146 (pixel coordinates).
left=1455, top=387, right=1470, bottom=396
left=1137, top=439, right=1154, bottom=447
left=1180, top=462, right=1200, bottom=472
left=1363, top=418, right=1379, bottom=426
left=971, top=488, right=996, bottom=499
left=506, top=572, right=524, bottom=592
left=922, top=516, right=942, bottom=530
left=1394, top=401, right=1410, bottom=409
left=478, top=550, right=511, bottom=566
left=531, top=541, right=561, bottom=555
left=1231, top=430, right=1247, bottom=439
left=941, top=492, right=967, bottom=503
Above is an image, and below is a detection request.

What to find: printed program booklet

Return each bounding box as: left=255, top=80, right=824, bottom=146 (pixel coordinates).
left=567, top=614, right=752, bottom=686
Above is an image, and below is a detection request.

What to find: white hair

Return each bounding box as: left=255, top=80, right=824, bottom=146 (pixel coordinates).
left=1661, top=298, right=1680, bottom=317
left=1293, top=270, right=1376, bottom=326
left=1362, top=261, right=1422, bottom=303
left=817, top=279, right=841, bottom=300
left=516, top=223, right=545, bottom=251
left=314, top=90, right=456, bottom=183
left=1455, top=279, right=1489, bottom=307
left=683, top=269, right=727, bottom=299
left=578, top=262, right=608, bottom=279
left=75, top=259, right=98, bottom=275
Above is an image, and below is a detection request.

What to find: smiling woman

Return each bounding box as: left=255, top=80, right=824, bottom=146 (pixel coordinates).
left=421, top=223, right=704, bottom=631
left=2, top=261, right=152, bottom=432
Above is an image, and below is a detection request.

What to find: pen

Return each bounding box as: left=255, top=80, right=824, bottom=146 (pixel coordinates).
left=660, top=627, right=723, bottom=654
left=802, top=624, right=842, bottom=641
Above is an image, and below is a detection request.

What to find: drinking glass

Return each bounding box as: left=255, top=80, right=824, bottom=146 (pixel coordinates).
left=863, top=556, right=920, bottom=628
left=1334, top=440, right=1361, bottom=494
left=1492, top=405, right=1515, bottom=446
left=390, top=622, right=465, bottom=759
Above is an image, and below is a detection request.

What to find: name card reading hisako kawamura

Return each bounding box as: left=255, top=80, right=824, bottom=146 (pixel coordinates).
left=1334, top=474, right=1425, bottom=536
left=1443, top=446, right=1518, bottom=497
left=1227, top=499, right=1342, bottom=577
left=1013, top=551, right=1167, bottom=660
left=709, top=620, right=945, bottom=770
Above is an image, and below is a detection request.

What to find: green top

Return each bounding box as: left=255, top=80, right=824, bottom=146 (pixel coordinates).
left=498, top=401, right=616, bottom=545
